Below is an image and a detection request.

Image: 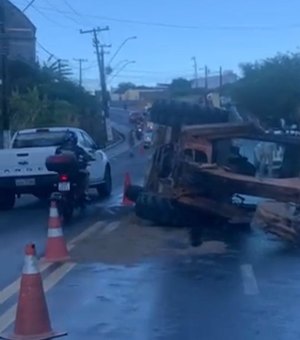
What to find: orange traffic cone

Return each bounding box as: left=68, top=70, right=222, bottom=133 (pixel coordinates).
left=44, top=201, right=70, bottom=263
left=0, top=244, right=67, bottom=340
left=122, top=172, right=134, bottom=206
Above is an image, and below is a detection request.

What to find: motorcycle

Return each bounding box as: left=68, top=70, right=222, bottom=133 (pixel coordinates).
left=135, top=121, right=144, bottom=141
left=46, top=153, right=87, bottom=223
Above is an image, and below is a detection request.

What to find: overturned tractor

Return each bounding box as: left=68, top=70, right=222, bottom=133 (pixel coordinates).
left=128, top=101, right=300, bottom=243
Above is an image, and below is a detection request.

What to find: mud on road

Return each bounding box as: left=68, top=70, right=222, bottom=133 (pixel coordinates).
left=71, top=213, right=230, bottom=265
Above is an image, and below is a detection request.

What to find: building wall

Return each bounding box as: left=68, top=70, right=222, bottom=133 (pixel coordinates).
left=122, top=89, right=141, bottom=101
left=120, top=88, right=169, bottom=102
left=4, top=0, right=36, bottom=64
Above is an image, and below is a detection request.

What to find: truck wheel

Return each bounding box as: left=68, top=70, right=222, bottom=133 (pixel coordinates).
left=97, top=165, right=112, bottom=198
left=150, top=100, right=229, bottom=127
left=0, top=191, right=16, bottom=211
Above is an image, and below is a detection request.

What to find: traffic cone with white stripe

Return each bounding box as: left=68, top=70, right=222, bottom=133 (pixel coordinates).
left=0, top=244, right=67, bottom=340
left=45, top=201, right=70, bottom=263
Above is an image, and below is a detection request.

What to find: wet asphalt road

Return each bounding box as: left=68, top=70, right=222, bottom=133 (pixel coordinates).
left=1, top=108, right=300, bottom=339
left=34, top=228, right=300, bottom=340
left=0, top=107, right=141, bottom=289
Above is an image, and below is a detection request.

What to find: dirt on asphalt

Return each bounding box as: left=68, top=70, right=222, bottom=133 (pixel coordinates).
left=71, top=214, right=230, bottom=265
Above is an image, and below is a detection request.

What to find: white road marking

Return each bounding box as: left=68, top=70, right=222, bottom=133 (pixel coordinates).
left=240, top=264, right=259, bottom=295
left=0, top=262, right=76, bottom=333
left=0, top=221, right=105, bottom=305
left=101, top=221, right=120, bottom=235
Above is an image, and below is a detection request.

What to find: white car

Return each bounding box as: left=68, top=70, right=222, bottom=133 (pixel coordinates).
left=0, top=127, right=112, bottom=210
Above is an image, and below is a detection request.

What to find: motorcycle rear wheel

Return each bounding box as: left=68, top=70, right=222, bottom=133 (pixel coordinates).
left=60, top=201, right=74, bottom=224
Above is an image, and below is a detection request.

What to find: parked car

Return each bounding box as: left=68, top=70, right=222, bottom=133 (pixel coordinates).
left=0, top=127, right=112, bottom=210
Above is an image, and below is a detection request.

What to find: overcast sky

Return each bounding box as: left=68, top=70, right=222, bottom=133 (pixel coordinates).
left=11, top=0, right=300, bottom=90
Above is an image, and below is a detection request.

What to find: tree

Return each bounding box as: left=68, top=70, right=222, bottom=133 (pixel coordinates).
left=115, top=82, right=136, bottom=94
left=232, top=52, right=300, bottom=125
left=4, top=60, right=99, bottom=138
left=169, top=78, right=191, bottom=95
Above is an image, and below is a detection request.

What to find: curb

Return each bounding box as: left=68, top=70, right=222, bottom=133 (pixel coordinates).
left=104, top=128, right=125, bottom=152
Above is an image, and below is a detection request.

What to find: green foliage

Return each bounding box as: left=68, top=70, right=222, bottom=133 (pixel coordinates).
left=4, top=60, right=102, bottom=140
left=115, top=82, right=136, bottom=94
left=9, top=87, right=78, bottom=131
left=169, top=78, right=191, bottom=96
left=232, top=52, right=300, bottom=125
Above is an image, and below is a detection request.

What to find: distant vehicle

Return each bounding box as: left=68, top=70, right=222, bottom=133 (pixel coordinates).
left=146, top=122, right=154, bottom=131
left=129, top=111, right=143, bottom=124
left=0, top=127, right=112, bottom=210
left=143, top=130, right=153, bottom=149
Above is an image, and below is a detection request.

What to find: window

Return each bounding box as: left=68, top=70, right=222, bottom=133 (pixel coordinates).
left=12, top=131, right=66, bottom=148
left=80, top=132, right=97, bottom=149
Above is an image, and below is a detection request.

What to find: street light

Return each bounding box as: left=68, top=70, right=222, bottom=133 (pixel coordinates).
left=109, top=60, right=136, bottom=84
left=108, top=36, right=137, bottom=65
left=112, top=59, right=129, bottom=70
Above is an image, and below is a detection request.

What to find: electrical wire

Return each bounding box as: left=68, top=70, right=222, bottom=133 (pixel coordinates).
left=31, top=4, right=76, bottom=29
left=18, top=4, right=300, bottom=31
left=62, top=0, right=80, bottom=16
left=43, top=0, right=82, bottom=26
left=22, top=0, right=36, bottom=13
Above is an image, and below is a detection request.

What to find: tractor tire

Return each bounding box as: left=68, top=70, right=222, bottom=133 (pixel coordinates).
left=135, top=192, right=177, bottom=226
left=125, top=185, right=144, bottom=203
left=150, top=100, right=229, bottom=127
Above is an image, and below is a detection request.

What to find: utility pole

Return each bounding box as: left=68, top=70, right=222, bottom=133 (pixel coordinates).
left=0, top=0, right=9, bottom=148
left=219, top=66, right=223, bottom=96
left=99, top=44, right=111, bottom=119
left=80, top=26, right=113, bottom=143
left=204, top=65, right=209, bottom=107
left=191, top=57, right=198, bottom=88
left=74, top=58, right=88, bottom=87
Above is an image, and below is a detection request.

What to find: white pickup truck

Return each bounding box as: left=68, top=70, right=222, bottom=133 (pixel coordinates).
left=0, top=127, right=112, bottom=210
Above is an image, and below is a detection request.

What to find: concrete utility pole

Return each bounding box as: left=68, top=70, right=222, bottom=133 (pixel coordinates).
left=99, top=44, right=111, bottom=119
left=74, top=58, right=88, bottom=87
left=0, top=0, right=9, bottom=148
left=219, top=66, right=223, bottom=96
left=191, top=56, right=198, bottom=88
left=80, top=26, right=113, bottom=142
left=204, top=65, right=209, bottom=107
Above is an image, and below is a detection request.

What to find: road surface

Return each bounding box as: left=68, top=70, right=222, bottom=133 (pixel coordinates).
left=1, top=108, right=300, bottom=339
left=0, top=107, right=141, bottom=288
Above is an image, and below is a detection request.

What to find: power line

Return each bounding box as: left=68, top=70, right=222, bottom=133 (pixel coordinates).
left=18, top=5, right=300, bottom=31
left=22, top=0, right=36, bottom=13
left=31, top=4, right=75, bottom=29
left=62, top=0, right=95, bottom=26
left=36, top=41, right=57, bottom=61
left=44, top=0, right=82, bottom=25
left=62, top=0, right=80, bottom=16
